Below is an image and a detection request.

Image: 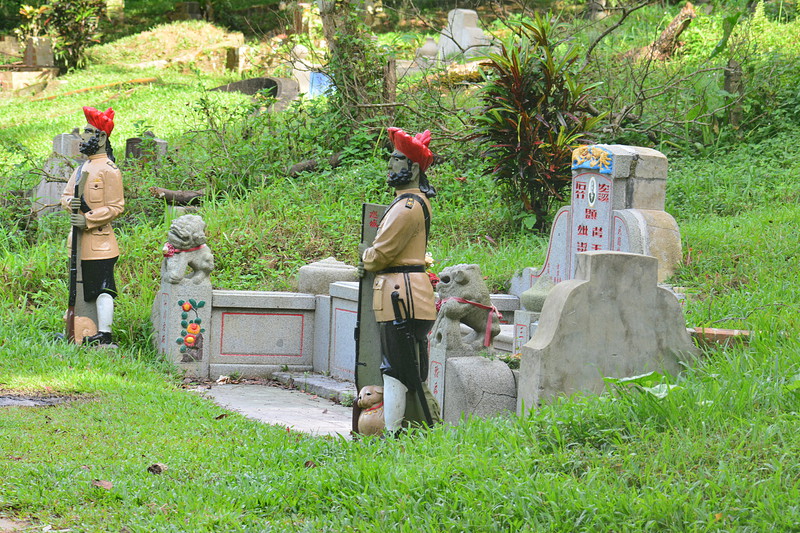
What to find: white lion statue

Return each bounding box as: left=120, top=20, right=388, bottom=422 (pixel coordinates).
left=161, top=215, right=214, bottom=285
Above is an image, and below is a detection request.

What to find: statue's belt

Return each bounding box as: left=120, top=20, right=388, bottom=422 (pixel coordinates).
left=439, top=297, right=503, bottom=347
left=377, top=265, right=426, bottom=274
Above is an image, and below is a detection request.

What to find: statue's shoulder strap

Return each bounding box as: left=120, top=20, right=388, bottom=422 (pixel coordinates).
left=393, top=192, right=430, bottom=241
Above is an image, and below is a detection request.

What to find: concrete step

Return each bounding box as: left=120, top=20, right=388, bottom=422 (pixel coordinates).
left=272, top=372, right=357, bottom=405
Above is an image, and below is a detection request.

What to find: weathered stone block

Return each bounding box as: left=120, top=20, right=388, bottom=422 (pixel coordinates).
left=517, top=251, right=697, bottom=413
left=443, top=356, right=517, bottom=424
left=297, top=257, right=358, bottom=295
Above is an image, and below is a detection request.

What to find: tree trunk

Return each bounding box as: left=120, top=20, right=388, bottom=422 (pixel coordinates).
left=626, top=2, right=697, bottom=61
left=724, top=59, right=744, bottom=128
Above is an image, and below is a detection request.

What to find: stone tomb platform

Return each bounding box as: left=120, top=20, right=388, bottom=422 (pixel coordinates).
left=518, top=251, right=698, bottom=412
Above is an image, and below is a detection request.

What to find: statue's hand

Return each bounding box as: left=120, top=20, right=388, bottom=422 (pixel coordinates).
left=357, top=261, right=366, bottom=279
left=70, top=213, right=87, bottom=229
left=69, top=197, right=82, bottom=210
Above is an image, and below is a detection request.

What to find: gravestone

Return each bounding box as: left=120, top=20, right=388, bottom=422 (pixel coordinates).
left=125, top=131, right=168, bottom=163
left=517, top=251, right=698, bottom=412
left=354, top=203, right=386, bottom=400
left=225, top=46, right=251, bottom=73
left=33, top=131, right=86, bottom=216
left=107, top=0, right=125, bottom=22
left=171, top=1, right=202, bottom=20
left=0, top=36, right=21, bottom=57
left=438, top=9, right=492, bottom=60
left=514, top=144, right=683, bottom=353
left=23, top=37, right=54, bottom=67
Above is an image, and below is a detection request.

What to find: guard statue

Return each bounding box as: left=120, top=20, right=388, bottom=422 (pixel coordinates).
left=360, top=127, right=437, bottom=433
left=60, top=107, right=124, bottom=346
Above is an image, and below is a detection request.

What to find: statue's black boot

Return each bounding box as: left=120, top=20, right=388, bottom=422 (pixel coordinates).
left=83, top=331, right=113, bottom=346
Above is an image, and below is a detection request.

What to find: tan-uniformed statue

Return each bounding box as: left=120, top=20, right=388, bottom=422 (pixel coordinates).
left=361, top=127, right=437, bottom=434
left=60, top=107, right=124, bottom=346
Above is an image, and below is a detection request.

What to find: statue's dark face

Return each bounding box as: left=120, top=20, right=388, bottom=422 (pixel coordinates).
left=79, top=125, right=104, bottom=156
left=387, top=151, right=418, bottom=189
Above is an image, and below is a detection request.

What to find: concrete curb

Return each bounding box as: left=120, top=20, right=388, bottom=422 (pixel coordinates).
left=272, top=372, right=357, bottom=405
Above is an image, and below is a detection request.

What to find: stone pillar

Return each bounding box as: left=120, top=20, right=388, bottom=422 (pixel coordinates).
left=151, top=215, right=215, bottom=379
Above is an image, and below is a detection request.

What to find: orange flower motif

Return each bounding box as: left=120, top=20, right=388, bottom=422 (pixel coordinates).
left=184, top=334, right=196, bottom=347
left=187, top=323, right=201, bottom=334
left=182, top=302, right=193, bottom=312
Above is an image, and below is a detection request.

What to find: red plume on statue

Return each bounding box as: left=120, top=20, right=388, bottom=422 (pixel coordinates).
left=83, top=107, right=115, bottom=137
left=388, top=127, right=433, bottom=172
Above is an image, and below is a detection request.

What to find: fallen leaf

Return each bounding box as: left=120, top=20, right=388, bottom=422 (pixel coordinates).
left=147, top=463, right=168, bottom=475
left=304, top=460, right=317, bottom=468
left=214, top=413, right=229, bottom=420
left=80, top=465, right=91, bottom=470
left=91, top=479, right=113, bottom=490
left=322, top=409, right=328, bottom=414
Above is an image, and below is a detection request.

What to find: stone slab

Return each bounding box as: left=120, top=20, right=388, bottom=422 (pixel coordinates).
left=212, top=290, right=315, bottom=309
left=297, top=257, right=358, bottom=295
left=492, top=324, right=515, bottom=354
left=209, top=307, right=315, bottom=368
left=273, top=371, right=357, bottom=404
left=330, top=299, right=357, bottom=382
left=209, top=363, right=312, bottom=380
left=0, top=67, right=57, bottom=91
left=200, top=383, right=351, bottom=436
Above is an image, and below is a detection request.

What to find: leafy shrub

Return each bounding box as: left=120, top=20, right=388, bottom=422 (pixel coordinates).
left=47, top=0, right=105, bottom=69
left=472, top=14, right=603, bottom=232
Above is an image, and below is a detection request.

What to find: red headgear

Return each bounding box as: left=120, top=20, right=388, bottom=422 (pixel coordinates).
left=388, top=127, right=433, bottom=172
left=83, top=106, right=115, bottom=137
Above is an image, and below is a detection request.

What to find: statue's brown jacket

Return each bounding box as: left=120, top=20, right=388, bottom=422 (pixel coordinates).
left=362, top=188, right=435, bottom=322
left=60, top=153, right=124, bottom=260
